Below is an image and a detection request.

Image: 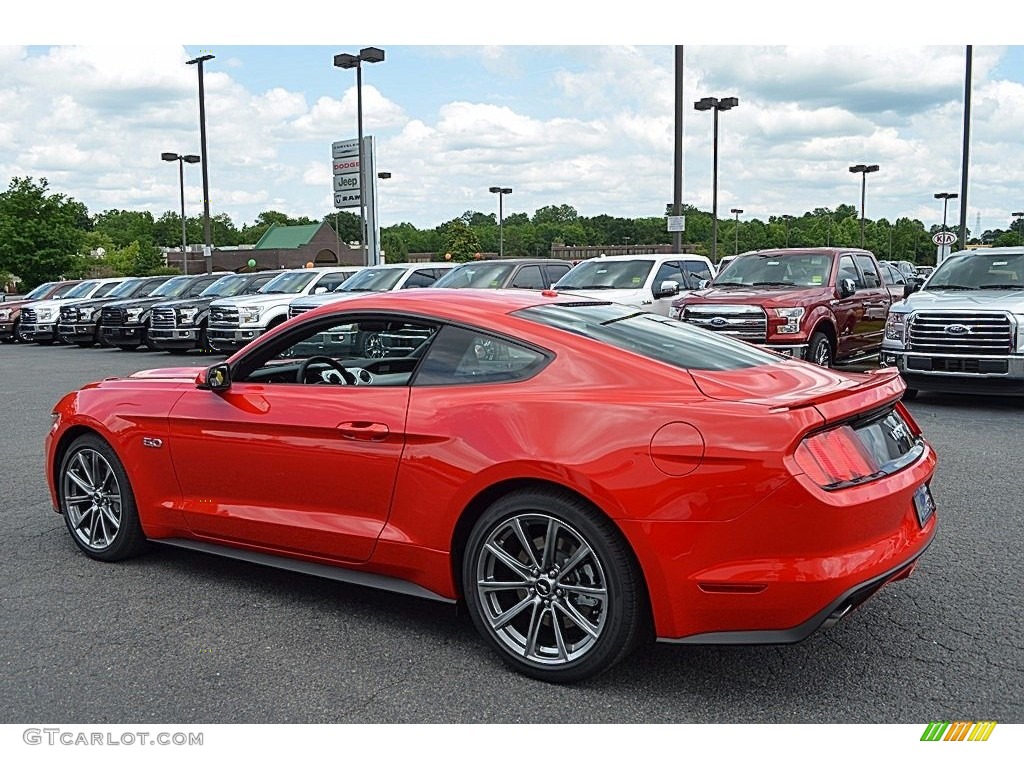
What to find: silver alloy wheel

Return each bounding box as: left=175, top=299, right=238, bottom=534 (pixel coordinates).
left=475, top=513, right=609, bottom=666
left=62, top=448, right=123, bottom=551
left=815, top=343, right=831, bottom=367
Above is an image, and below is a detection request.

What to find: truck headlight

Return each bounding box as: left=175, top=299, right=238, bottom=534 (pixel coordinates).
left=37, top=308, right=55, bottom=322
left=774, top=307, right=805, bottom=334
left=669, top=305, right=683, bottom=320
left=885, top=312, right=908, bottom=344
left=1016, top=316, right=1024, bottom=353
left=177, top=307, right=199, bottom=324
left=125, top=307, right=144, bottom=324
left=78, top=307, right=96, bottom=321
left=239, top=307, right=261, bottom=324
left=0, top=309, right=10, bottom=321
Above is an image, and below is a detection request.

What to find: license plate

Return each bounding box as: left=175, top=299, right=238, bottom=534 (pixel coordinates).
left=913, top=484, right=935, bottom=528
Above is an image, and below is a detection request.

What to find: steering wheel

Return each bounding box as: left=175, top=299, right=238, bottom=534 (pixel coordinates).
left=295, top=355, right=356, bottom=385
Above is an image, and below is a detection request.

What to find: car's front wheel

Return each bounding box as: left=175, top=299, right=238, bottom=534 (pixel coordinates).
left=463, top=489, right=646, bottom=683
left=808, top=331, right=833, bottom=368
left=58, top=434, right=147, bottom=561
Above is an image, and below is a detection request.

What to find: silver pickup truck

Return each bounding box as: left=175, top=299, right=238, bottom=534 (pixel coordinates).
left=882, top=247, right=1024, bottom=396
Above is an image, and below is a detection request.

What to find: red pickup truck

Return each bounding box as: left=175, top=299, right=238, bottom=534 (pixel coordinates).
left=670, top=247, right=891, bottom=367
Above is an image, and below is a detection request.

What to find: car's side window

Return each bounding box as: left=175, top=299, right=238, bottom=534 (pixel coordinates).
left=653, top=262, right=686, bottom=290
left=313, top=273, right=352, bottom=292
left=235, top=316, right=438, bottom=386
left=414, top=325, right=549, bottom=386
left=838, top=255, right=863, bottom=289
left=511, top=265, right=545, bottom=289
left=683, top=259, right=713, bottom=285
left=853, top=255, right=881, bottom=289
left=403, top=269, right=438, bottom=289
left=544, top=264, right=570, bottom=286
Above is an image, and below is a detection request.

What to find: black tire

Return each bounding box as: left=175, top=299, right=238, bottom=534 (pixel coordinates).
left=141, top=324, right=157, bottom=351
left=57, top=434, right=148, bottom=562
left=462, top=488, right=646, bottom=683
left=198, top=322, right=211, bottom=353
left=807, top=331, right=834, bottom=368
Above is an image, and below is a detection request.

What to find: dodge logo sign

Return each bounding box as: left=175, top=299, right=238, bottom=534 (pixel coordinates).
left=945, top=324, right=971, bottom=335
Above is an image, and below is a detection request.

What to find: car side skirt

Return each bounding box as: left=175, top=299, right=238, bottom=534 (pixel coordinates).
left=158, top=537, right=457, bottom=604
left=657, top=542, right=931, bottom=645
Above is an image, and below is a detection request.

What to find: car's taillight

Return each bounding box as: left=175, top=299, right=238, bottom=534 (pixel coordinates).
left=794, top=425, right=880, bottom=488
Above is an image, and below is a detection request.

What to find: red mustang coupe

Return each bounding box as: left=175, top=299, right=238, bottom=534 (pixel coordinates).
left=45, top=289, right=937, bottom=682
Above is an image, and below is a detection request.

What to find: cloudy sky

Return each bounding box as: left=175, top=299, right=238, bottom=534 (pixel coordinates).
left=3, top=3, right=1021, bottom=240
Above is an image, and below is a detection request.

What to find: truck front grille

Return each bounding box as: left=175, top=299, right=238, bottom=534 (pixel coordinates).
left=21, top=308, right=37, bottom=323
left=908, top=311, right=1012, bottom=355
left=151, top=307, right=176, bottom=329
left=101, top=307, right=125, bottom=326
left=682, top=305, right=768, bottom=344
left=210, top=307, right=239, bottom=326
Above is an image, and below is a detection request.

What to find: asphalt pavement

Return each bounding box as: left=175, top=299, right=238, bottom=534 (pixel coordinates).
left=1, top=342, right=1021, bottom=723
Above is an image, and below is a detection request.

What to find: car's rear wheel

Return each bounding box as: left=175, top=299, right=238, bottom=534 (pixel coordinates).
left=58, top=434, right=147, bottom=562
left=808, top=331, right=833, bottom=368
left=463, top=489, right=645, bottom=683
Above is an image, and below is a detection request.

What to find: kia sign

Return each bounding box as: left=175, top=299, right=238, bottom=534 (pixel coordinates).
left=932, top=230, right=957, bottom=246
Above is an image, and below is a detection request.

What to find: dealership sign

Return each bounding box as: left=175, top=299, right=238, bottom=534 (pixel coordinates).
left=932, top=230, right=957, bottom=246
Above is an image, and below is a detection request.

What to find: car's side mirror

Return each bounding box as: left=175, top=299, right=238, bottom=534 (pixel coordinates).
left=839, top=278, right=856, bottom=299
left=698, top=279, right=710, bottom=290
left=313, top=286, right=328, bottom=295
left=654, top=279, right=680, bottom=298
left=197, top=363, right=231, bottom=391
left=903, top=282, right=922, bottom=298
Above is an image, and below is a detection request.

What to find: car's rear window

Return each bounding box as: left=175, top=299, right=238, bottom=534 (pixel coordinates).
left=515, top=302, right=780, bottom=371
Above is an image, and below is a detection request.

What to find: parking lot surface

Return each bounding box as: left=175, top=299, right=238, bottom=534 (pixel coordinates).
left=1, top=343, right=1021, bottom=723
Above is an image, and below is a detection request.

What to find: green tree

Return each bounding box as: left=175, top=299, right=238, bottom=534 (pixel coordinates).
left=381, top=231, right=408, bottom=263
left=441, top=218, right=481, bottom=262
left=0, top=177, right=87, bottom=288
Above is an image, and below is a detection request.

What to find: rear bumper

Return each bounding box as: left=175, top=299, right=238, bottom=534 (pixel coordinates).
left=621, top=441, right=937, bottom=642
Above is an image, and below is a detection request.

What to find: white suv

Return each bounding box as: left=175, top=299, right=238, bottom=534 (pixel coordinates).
left=553, top=254, right=716, bottom=315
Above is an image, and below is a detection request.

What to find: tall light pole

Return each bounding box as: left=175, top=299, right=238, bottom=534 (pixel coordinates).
left=959, top=46, right=973, bottom=251
left=849, top=163, right=880, bottom=248
left=334, top=46, right=385, bottom=266
left=1012, top=211, right=1024, bottom=246
left=489, top=186, right=512, bottom=258
left=671, top=45, right=684, bottom=254
left=186, top=54, right=215, bottom=273
left=730, top=208, right=743, bottom=255
left=161, top=152, right=200, bottom=275
left=935, top=192, right=958, bottom=237
left=782, top=214, right=794, bottom=247
left=694, top=96, right=739, bottom=264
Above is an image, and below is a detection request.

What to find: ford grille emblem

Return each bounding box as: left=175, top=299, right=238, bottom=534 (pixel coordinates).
left=945, top=324, right=971, bottom=335
left=710, top=317, right=728, bottom=327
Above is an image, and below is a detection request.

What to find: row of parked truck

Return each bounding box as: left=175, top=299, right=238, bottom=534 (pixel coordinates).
left=4, top=246, right=1023, bottom=396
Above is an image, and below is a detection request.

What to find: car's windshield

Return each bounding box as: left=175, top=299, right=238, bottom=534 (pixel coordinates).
left=927, top=253, right=1024, bottom=290
left=147, top=276, right=194, bottom=299
left=554, top=260, right=655, bottom=290
left=336, top=267, right=405, bottom=292
left=515, top=302, right=780, bottom=371
left=64, top=280, right=101, bottom=299
left=258, top=271, right=317, bottom=295
left=714, top=253, right=833, bottom=287
left=106, top=278, right=146, bottom=298
left=24, top=282, right=56, bottom=300
left=433, top=263, right=516, bottom=289
left=200, top=274, right=252, bottom=297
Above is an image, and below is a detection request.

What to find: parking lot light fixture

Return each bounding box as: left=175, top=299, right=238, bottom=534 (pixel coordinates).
left=694, top=96, right=739, bottom=263
left=934, top=192, right=958, bottom=245
left=489, top=186, right=512, bottom=258
left=849, top=164, right=880, bottom=248
left=162, top=152, right=201, bottom=275
left=334, top=46, right=386, bottom=266
left=730, top=208, right=743, bottom=255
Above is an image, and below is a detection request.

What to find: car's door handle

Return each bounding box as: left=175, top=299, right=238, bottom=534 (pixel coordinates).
left=336, top=421, right=390, bottom=441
